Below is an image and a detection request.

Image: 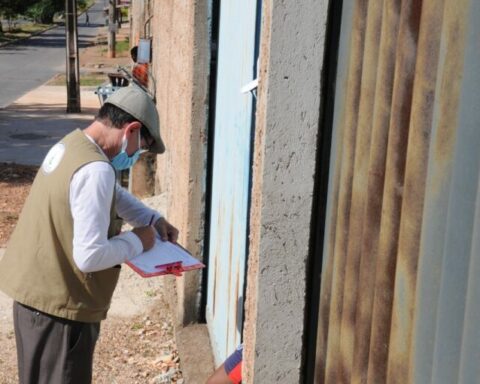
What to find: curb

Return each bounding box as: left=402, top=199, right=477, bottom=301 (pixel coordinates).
left=0, top=23, right=58, bottom=48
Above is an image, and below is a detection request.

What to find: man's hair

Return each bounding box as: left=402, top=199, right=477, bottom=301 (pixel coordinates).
left=130, top=46, right=138, bottom=63
left=96, top=102, right=137, bottom=128
left=96, top=102, right=153, bottom=143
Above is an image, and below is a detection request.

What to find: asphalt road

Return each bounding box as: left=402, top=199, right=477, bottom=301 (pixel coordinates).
left=0, top=0, right=106, bottom=108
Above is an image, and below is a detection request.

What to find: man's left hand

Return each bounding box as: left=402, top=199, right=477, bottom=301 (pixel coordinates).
left=154, top=217, right=179, bottom=243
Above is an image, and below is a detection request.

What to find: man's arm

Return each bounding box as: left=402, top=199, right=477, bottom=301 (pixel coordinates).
left=116, top=184, right=179, bottom=243
left=70, top=162, right=149, bottom=273
left=115, top=183, right=162, bottom=226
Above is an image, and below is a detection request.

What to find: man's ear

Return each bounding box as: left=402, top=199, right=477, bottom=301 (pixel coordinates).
left=124, top=121, right=142, bottom=138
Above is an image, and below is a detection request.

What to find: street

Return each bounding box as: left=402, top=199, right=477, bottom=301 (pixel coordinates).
left=0, top=0, right=105, bottom=108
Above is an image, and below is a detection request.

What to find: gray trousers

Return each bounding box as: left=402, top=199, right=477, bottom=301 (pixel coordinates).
left=13, top=301, right=100, bottom=384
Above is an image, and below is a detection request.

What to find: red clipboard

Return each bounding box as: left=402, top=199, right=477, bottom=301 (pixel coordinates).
left=126, top=239, right=204, bottom=278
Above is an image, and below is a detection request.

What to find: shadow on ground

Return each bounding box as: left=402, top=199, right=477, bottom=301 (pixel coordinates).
left=0, top=86, right=99, bottom=166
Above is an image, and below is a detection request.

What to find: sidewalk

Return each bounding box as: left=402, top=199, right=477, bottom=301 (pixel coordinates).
left=0, top=20, right=131, bottom=166
left=0, top=85, right=99, bottom=165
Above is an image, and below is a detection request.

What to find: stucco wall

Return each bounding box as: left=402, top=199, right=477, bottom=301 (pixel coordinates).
left=243, top=0, right=329, bottom=382
left=150, top=0, right=210, bottom=326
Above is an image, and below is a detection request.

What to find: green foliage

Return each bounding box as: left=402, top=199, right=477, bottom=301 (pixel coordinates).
left=116, top=38, right=130, bottom=54
left=77, top=0, right=88, bottom=11
left=0, top=0, right=35, bottom=27
left=25, top=0, right=64, bottom=24
left=1, top=0, right=92, bottom=26
left=0, top=23, right=51, bottom=43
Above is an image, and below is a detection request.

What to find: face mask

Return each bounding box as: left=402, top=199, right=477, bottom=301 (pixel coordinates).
left=111, top=130, right=141, bottom=170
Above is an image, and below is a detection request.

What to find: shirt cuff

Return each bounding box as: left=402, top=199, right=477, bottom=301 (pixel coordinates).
left=122, top=231, right=144, bottom=259
left=151, top=212, right=163, bottom=225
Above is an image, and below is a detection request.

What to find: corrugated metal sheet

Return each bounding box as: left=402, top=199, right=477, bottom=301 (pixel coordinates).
left=315, top=0, right=480, bottom=382
left=205, top=0, right=259, bottom=364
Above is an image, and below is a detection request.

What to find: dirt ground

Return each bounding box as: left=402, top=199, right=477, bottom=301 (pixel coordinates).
left=0, top=163, right=37, bottom=246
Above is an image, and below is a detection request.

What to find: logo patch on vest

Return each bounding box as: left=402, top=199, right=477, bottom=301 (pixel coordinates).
left=42, top=142, right=65, bottom=174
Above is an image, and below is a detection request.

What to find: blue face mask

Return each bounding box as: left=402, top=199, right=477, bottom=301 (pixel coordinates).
left=111, top=131, right=141, bottom=171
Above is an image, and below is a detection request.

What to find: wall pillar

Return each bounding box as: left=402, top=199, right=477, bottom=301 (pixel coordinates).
left=151, top=0, right=210, bottom=326
left=243, top=0, right=330, bottom=382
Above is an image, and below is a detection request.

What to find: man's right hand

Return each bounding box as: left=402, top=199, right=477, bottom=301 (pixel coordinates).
left=132, top=226, right=156, bottom=251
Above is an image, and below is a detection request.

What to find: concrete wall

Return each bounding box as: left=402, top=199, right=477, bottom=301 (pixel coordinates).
left=129, top=0, right=146, bottom=45
left=150, top=0, right=210, bottom=326
left=243, top=0, right=329, bottom=382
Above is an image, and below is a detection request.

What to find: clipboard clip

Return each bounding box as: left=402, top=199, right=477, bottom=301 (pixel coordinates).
left=155, top=261, right=184, bottom=277
left=166, top=264, right=183, bottom=277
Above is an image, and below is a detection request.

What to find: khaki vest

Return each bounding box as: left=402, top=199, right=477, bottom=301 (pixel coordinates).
left=0, top=129, right=122, bottom=322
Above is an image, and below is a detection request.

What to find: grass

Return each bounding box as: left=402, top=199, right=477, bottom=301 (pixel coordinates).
left=116, top=39, right=130, bottom=54
left=101, top=38, right=130, bottom=56
left=46, top=72, right=108, bottom=87
left=130, top=322, right=144, bottom=331
left=145, top=289, right=158, bottom=298
left=78, top=0, right=96, bottom=13
left=0, top=23, right=51, bottom=44
left=0, top=0, right=94, bottom=44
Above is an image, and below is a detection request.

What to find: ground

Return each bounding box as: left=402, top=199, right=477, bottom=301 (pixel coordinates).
left=0, top=163, right=183, bottom=384
left=0, top=163, right=37, bottom=246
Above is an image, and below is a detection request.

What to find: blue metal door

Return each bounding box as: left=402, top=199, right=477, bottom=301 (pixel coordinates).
left=206, top=0, right=260, bottom=364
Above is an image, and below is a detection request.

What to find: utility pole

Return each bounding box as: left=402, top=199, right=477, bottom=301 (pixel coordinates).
left=108, top=0, right=116, bottom=58
left=65, top=0, right=81, bottom=112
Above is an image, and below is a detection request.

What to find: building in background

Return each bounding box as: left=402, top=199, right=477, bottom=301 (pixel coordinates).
left=130, top=0, right=480, bottom=383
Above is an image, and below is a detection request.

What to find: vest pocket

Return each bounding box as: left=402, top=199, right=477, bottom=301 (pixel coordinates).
left=81, top=267, right=121, bottom=312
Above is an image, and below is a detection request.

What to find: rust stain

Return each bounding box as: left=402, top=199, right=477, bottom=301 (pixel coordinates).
left=212, top=201, right=225, bottom=319
left=352, top=1, right=402, bottom=383
left=339, top=0, right=384, bottom=382
left=430, top=0, right=468, bottom=193
left=388, top=0, right=445, bottom=382
left=315, top=0, right=471, bottom=381
left=225, top=208, right=235, bottom=355
left=364, top=0, right=423, bottom=382
left=234, top=259, right=240, bottom=342
left=324, top=0, right=369, bottom=382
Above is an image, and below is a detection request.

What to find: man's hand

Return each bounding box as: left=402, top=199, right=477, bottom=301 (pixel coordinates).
left=132, top=226, right=156, bottom=251
left=154, top=217, right=179, bottom=243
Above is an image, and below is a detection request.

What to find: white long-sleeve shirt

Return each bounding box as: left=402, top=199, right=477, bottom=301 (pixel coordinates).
left=69, top=135, right=162, bottom=273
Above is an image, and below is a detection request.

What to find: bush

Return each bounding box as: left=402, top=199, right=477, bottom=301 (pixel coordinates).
left=0, top=0, right=32, bottom=27
left=77, top=0, right=88, bottom=12
left=26, top=0, right=63, bottom=24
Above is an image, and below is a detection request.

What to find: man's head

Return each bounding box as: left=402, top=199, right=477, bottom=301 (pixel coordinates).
left=130, top=46, right=138, bottom=63
left=100, top=86, right=165, bottom=154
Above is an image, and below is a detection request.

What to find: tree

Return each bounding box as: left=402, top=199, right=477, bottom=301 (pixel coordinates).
left=0, top=0, right=37, bottom=28
left=26, top=0, right=64, bottom=24
left=0, top=0, right=28, bottom=29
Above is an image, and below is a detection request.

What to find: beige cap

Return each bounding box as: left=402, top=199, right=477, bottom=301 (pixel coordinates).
left=105, top=86, right=165, bottom=154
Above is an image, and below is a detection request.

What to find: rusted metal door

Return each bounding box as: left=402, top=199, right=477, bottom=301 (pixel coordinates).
left=206, top=0, right=260, bottom=364
left=314, top=0, right=480, bottom=383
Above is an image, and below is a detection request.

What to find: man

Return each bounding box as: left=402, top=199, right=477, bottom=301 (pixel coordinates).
left=0, top=86, right=178, bottom=384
